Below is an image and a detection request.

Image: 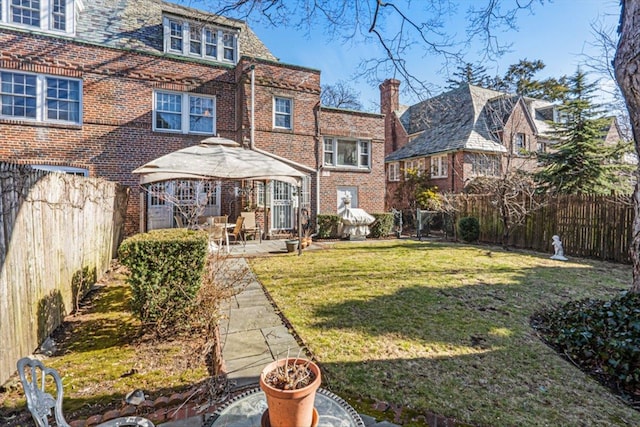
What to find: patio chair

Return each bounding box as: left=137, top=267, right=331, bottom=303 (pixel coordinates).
left=240, top=212, right=261, bottom=243
left=209, top=223, right=229, bottom=253
left=228, top=216, right=245, bottom=248
left=211, top=215, right=228, bottom=225
left=17, top=357, right=154, bottom=427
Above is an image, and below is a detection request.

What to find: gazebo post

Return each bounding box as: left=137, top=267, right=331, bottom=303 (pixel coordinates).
left=297, top=184, right=302, bottom=256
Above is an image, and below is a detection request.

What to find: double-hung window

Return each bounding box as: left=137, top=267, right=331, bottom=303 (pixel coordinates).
left=466, top=153, right=501, bottom=177
left=163, top=17, right=238, bottom=64
left=153, top=90, right=215, bottom=135
left=1, top=70, right=81, bottom=124
left=430, top=155, right=448, bottom=178
left=405, top=159, right=424, bottom=176
left=323, top=137, right=371, bottom=169
left=388, top=162, right=400, bottom=182
left=274, top=97, right=292, bottom=129
left=513, top=133, right=527, bottom=154
left=1, top=0, right=75, bottom=34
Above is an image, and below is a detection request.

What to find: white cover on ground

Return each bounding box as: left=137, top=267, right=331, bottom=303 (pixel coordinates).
left=340, top=208, right=375, bottom=238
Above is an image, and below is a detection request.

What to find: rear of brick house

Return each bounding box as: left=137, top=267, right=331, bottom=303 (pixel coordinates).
left=0, top=0, right=385, bottom=236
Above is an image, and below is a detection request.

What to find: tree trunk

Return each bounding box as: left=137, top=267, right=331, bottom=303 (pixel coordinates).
left=614, top=0, right=640, bottom=293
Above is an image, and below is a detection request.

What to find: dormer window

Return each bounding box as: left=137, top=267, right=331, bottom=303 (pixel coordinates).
left=163, top=16, right=238, bottom=64
left=0, top=0, right=75, bottom=34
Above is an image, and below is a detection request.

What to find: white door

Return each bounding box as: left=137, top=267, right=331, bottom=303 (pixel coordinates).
left=147, top=180, right=221, bottom=230
left=147, top=182, right=173, bottom=230
left=337, top=186, right=358, bottom=214
left=271, top=181, right=293, bottom=231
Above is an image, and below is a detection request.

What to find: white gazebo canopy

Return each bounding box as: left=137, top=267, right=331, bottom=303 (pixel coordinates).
left=132, top=137, right=307, bottom=186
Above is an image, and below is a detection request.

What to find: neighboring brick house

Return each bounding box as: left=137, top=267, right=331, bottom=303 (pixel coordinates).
left=0, top=0, right=385, bottom=236
left=380, top=79, right=625, bottom=209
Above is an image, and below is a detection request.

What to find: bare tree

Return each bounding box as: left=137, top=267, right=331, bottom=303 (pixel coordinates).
left=321, top=82, right=363, bottom=110
left=614, top=1, right=640, bottom=293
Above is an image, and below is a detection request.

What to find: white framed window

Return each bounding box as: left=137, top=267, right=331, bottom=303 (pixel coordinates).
left=323, top=137, right=371, bottom=169
left=0, top=0, right=75, bottom=34
left=31, top=165, right=88, bottom=176
left=1, top=70, right=82, bottom=124
left=430, top=155, right=448, bottom=178
left=153, top=90, right=215, bottom=135
left=388, top=162, right=399, bottom=182
left=513, top=133, right=527, bottom=154
left=163, top=17, right=238, bottom=64
left=466, top=153, right=501, bottom=177
left=405, top=159, right=424, bottom=177
left=274, top=97, right=292, bottom=129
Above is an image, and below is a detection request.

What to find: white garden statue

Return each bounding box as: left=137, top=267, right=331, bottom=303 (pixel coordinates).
left=550, top=235, right=568, bottom=261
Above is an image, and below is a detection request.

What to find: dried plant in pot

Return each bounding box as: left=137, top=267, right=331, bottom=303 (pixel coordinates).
left=259, top=356, right=321, bottom=427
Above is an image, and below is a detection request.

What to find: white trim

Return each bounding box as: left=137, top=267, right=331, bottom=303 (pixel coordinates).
left=32, top=165, right=88, bottom=176
left=323, top=136, right=371, bottom=170
left=162, top=15, right=239, bottom=65
left=430, top=155, right=448, bottom=178
left=0, top=69, right=82, bottom=124
left=388, top=162, right=400, bottom=182
left=152, top=90, right=216, bottom=135
left=0, top=0, right=75, bottom=35
left=273, top=96, right=292, bottom=129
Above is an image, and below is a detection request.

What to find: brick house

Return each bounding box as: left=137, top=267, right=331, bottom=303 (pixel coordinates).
left=0, top=0, right=385, bottom=236
left=380, top=78, right=625, bottom=209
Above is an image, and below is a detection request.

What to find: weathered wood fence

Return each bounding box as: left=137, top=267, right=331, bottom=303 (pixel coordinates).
left=0, top=163, right=129, bottom=384
left=457, top=194, right=634, bottom=263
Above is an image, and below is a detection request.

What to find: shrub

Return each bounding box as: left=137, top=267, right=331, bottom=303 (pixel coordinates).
left=369, top=213, right=394, bottom=238
left=457, top=216, right=480, bottom=242
left=317, top=214, right=341, bottom=239
left=532, top=292, right=640, bottom=401
left=118, top=228, right=208, bottom=332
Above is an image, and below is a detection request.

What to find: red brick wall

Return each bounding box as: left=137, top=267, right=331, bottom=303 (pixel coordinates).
left=318, top=108, right=386, bottom=214
left=1, top=30, right=387, bottom=234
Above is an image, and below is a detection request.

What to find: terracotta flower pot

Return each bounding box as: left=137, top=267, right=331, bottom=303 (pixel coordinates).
left=259, top=358, right=321, bottom=427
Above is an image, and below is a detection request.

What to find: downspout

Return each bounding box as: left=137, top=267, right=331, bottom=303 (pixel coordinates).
left=315, top=102, right=322, bottom=228
left=250, top=64, right=255, bottom=149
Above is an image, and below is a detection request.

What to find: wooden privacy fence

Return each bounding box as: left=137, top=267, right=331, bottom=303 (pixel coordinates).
left=458, top=194, right=634, bottom=263
left=0, top=163, right=129, bottom=384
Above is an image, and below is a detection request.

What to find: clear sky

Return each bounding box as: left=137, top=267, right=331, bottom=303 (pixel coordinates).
left=178, top=0, right=623, bottom=112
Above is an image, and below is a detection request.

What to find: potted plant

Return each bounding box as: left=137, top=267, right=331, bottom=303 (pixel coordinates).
left=285, top=239, right=298, bottom=253
left=259, top=357, right=321, bottom=427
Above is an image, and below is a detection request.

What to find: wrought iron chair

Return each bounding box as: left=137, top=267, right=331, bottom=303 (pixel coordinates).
left=17, top=357, right=155, bottom=427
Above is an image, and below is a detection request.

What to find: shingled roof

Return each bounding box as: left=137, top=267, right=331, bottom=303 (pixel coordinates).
left=387, top=84, right=512, bottom=162
left=75, top=0, right=277, bottom=62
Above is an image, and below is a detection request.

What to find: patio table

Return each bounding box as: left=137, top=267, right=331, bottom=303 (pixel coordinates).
left=205, top=387, right=364, bottom=427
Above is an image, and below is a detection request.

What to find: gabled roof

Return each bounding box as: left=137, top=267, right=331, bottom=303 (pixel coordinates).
left=387, top=84, right=509, bottom=162
left=75, top=0, right=276, bottom=61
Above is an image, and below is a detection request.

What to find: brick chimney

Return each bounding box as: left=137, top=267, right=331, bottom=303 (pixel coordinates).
left=380, top=79, right=401, bottom=156
left=380, top=78, right=400, bottom=117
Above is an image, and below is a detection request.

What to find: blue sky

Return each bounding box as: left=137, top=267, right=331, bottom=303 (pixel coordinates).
left=179, top=1, right=623, bottom=111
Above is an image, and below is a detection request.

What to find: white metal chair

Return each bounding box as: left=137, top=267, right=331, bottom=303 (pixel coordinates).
left=17, top=357, right=154, bottom=427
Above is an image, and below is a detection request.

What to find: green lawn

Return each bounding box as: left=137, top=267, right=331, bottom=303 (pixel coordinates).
left=249, top=240, right=640, bottom=426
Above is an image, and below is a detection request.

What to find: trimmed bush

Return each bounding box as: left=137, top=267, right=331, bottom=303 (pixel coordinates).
left=118, top=228, right=208, bottom=331
left=532, top=292, right=640, bottom=401
left=317, top=214, right=341, bottom=239
left=369, top=213, right=394, bottom=238
left=457, top=216, right=480, bottom=243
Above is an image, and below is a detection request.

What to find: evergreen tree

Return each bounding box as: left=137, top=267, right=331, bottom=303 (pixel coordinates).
left=446, top=63, right=491, bottom=89
left=491, top=59, right=568, bottom=101
left=536, top=70, right=632, bottom=195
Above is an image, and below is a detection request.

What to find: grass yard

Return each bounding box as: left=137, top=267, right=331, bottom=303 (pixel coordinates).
left=0, top=265, right=210, bottom=424
left=249, top=240, right=640, bottom=426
